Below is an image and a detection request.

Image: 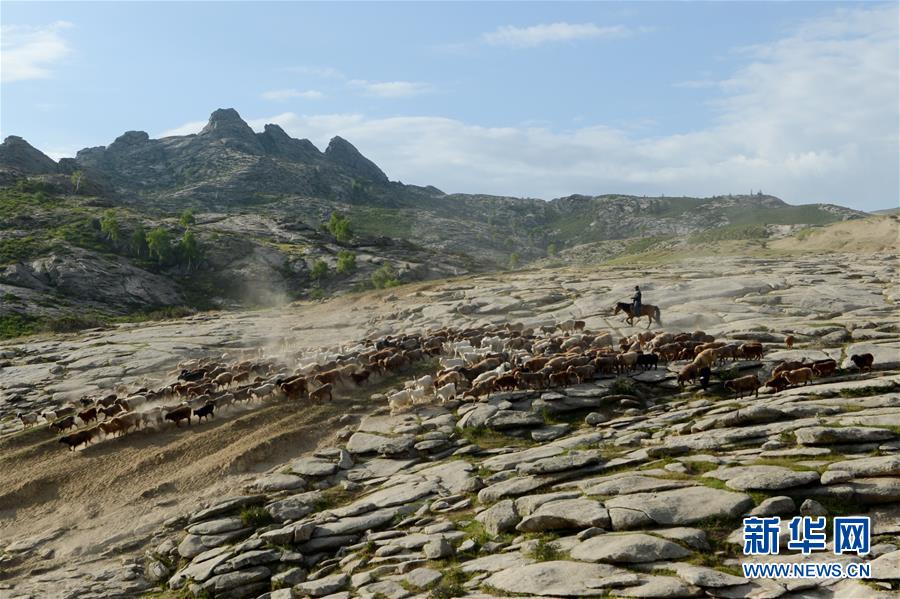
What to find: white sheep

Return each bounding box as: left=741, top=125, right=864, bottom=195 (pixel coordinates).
left=435, top=383, right=456, bottom=403
left=440, top=357, right=465, bottom=369
left=17, top=412, right=39, bottom=428
left=388, top=389, right=413, bottom=414
left=409, top=387, right=428, bottom=404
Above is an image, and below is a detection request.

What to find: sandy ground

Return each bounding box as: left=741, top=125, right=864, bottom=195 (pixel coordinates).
left=0, top=393, right=368, bottom=587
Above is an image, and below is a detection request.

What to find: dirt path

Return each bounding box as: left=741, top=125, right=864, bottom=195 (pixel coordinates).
left=0, top=394, right=366, bottom=585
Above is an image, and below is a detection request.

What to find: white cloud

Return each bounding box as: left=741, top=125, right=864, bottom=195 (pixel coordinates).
left=156, top=6, right=897, bottom=210
left=1, top=21, right=73, bottom=83
left=483, top=22, right=633, bottom=48
left=261, top=89, right=324, bottom=101
left=348, top=79, right=434, bottom=98
left=158, top=120, right=206, bottom=138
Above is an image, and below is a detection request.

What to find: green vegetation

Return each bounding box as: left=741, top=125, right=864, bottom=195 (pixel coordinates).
left=371, top=262, right=401, bottom=289
left=689, top=224, right=767, bottom=243
left=239, top=506, right=273, bottom=528
left=179, top=209, right=195, bottom=227
left=311, top=259, right=329, bottom=281
left=508, top=252, right=520, bottom=269
left=146, top=227, right=172, bottom=264
left=839, top=385, right=888, bottom=398
left=428, top=567, right=468, bottom=599
left=624, top=235, right=675, bottom=254
left=0, top=313, right=40, bottom=339
left=70, top=170, right=85, bottom=194
left=0, top=236, right=48, bottom=265
left=178, top=230, right=200, bottom=270
left=100, top=209, right=121, bottom=242
left=326, top=211, right=353, bottom=242
left=131, top=225, right=148, bottom=258
left=459, top=425, right=531, bottom=449
left=609, top=377, right=637, bottom=395
left=336, top=250, right=356, bottom=274
left=526, top=537, right=565, bottom=561
left=346, top=206, right=414, bottom=238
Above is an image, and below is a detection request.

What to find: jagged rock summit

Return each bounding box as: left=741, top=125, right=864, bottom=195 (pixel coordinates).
left=1, top=108, right=391, bottom=202
left=0, top=135, right=58, bottom=176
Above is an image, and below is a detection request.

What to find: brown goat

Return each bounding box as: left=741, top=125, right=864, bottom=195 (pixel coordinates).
left=309, top=383, right=333, bottom=402
left=724, top=374, right=760, bottom=399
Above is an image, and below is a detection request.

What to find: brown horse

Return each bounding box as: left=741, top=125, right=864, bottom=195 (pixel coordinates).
left=614, top=302, right=662, bottom=329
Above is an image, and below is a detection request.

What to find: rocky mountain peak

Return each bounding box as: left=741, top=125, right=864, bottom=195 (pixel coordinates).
left=325, top=135, right=388, bottom=184
left=199, top=108, right=261, bottom=151
left=0, top=135, right=58, bottom=175
left=257, top=124, right=323, bottom=162
left=108, top=130, right=151, bottom=152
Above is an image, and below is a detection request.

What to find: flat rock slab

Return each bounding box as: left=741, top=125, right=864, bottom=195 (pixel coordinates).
left=517, top=450, right=602, bottom=476
left=346, top=432, right=415, bottom=455
left=606, top=487, right=754, bottom=530
left=570, top=533, right=692, bottom=563
left=486, top=409, right=545, bottom=429
left=827, top=455, right=900, bottom=478
left=290, top=456, right=338, bottom=477
left=584, top=475, right=695, bottom=497
left=795, top=426, right=894, bottom=445
left=460, top=552, right=535, bottom=573
left=706, top=465, right=820, bottom=491
left=253, top=473, right=307, bottom=492
left=483, top=446, right=565, bottom=472
left=485, top=560, right=627, bottom=596
left=517, top=498, right=610, bottom=532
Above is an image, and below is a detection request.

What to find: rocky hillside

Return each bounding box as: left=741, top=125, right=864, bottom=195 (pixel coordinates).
left=0, top=109, right=870, bottom=338
left=0, top=254, right=897, bottom=598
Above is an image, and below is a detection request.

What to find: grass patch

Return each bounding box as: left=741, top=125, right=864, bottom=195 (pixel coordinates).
left=609, top=377, right=637, bottom=395
left=427, top=566, right=469, bottom=599
left=239, top=506, right=273, bottom=528
left=839, top=386, right=889, bottom=398
left=460, top=426, right=532, bottom=450
left=525, top=536, right=566, bottom=561
left=313, top=485, right=358, bottom=512
left=749, top=458, right=818, bottom=472
left=0, top=312, right=40, bottom=339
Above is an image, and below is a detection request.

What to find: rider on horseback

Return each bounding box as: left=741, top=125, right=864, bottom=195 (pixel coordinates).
left=632, top=286, right=642, bottom=320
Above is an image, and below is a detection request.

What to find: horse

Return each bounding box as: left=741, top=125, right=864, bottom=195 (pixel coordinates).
left=614, top=302, right=662, bottom=329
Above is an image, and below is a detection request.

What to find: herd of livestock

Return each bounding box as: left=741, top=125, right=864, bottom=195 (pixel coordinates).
left=13, top=318, right=878, bottom=451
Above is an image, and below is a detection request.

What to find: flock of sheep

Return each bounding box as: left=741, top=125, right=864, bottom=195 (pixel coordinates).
left=14, top=316, right=879, bottom=450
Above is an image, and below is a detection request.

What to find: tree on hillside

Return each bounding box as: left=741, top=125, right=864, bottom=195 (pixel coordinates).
left=336, top=250, right=356, bottom=274
left=326, top=212, right=352, bottom=243
left=371, top=262, right=400, bottom=289
left=547, top=243, right=557, bottom=257
left=99, top=209, right=120, bottom=243
left=179, top=230, right=200, bottom=270
left=70, top=170, right=85, bottom=195
left=508, top=252, right=520, bottom=270
left=131, top=225, right=148, bottom=258
left=180, top=209, right=196, bottom=227
left=147, top=227, right=171, bottom=264
left=310, top=260, right=329, bottom=281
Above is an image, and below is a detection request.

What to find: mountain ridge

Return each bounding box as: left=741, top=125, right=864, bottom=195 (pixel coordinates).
left=0, top=108, right=873, bottom=338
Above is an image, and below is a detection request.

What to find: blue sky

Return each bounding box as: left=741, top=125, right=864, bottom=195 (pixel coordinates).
left=2, top=1, right=898, bottom=210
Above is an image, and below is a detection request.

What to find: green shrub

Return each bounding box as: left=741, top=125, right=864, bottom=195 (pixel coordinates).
left=371, top=262, right=401, bottom=289
left=239, top=506, right=273, bottom=528
left=336, top=250, right=356, bottom=274
left=44, top=314, right=107, bottom=333
left=0, top=313, right=40, bottom=339
left=326, top=212, right=352, bottom=242
left=311, top=260, right=329, bottom=280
